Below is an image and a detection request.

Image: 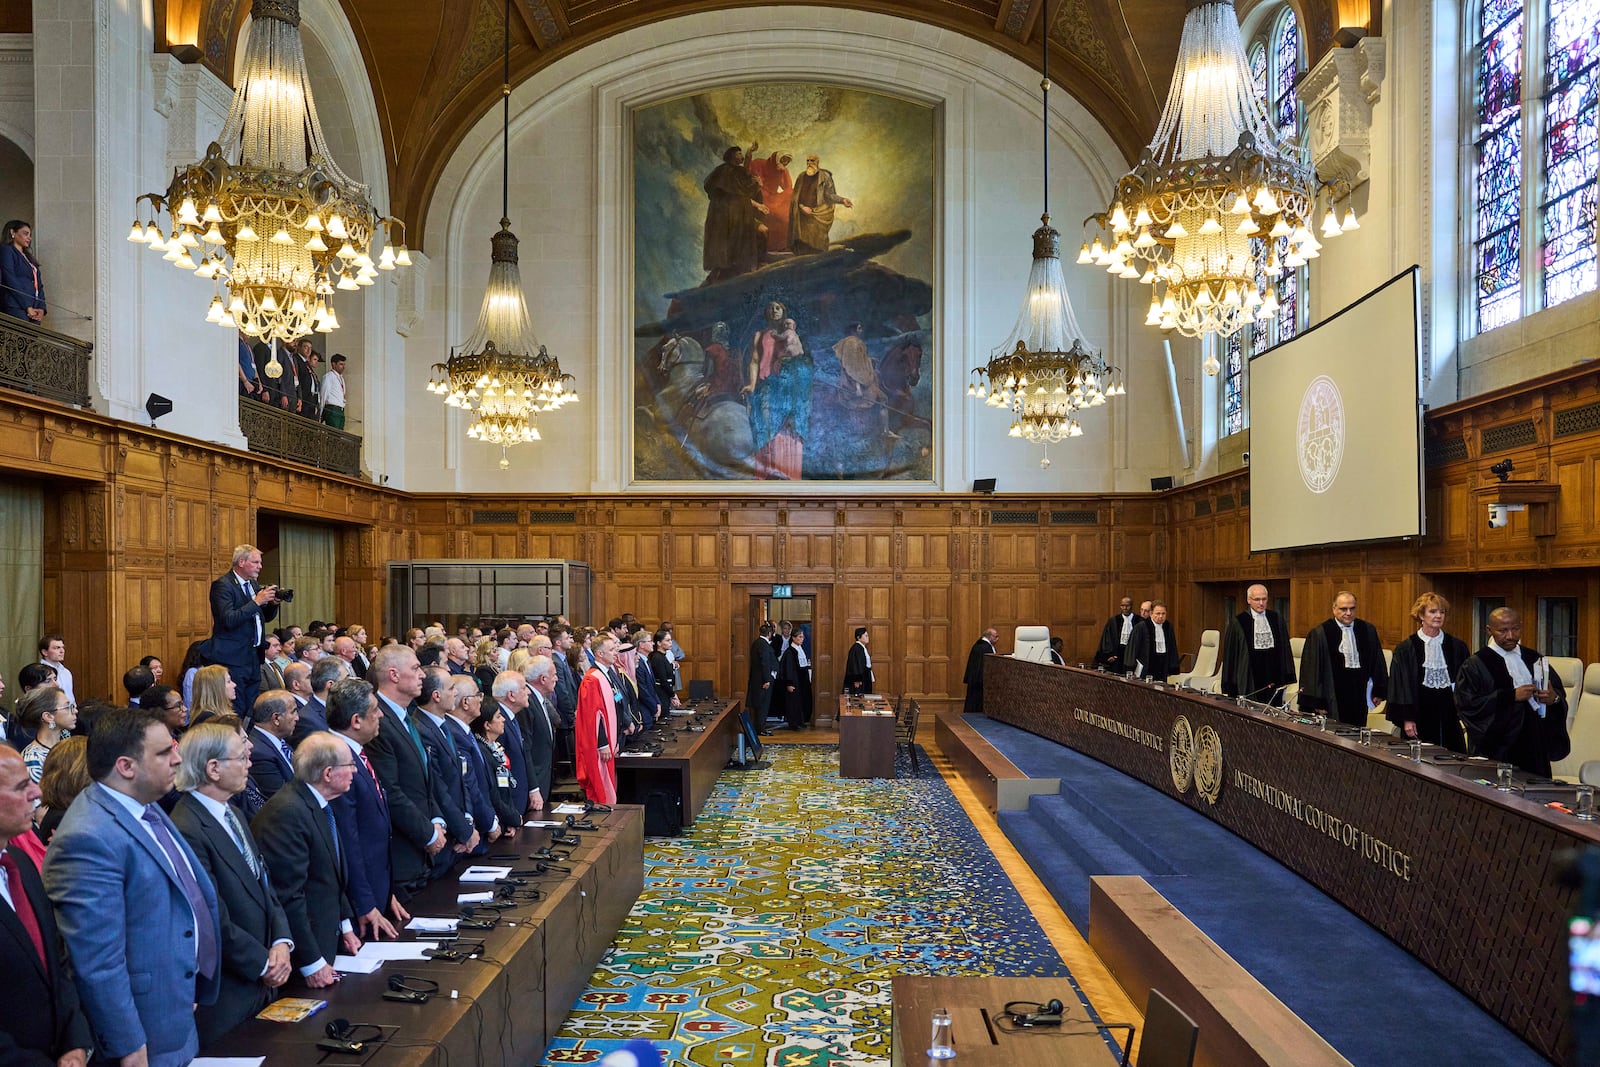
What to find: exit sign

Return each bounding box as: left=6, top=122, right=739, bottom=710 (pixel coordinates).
left=771, top=584, right=793, bottom=599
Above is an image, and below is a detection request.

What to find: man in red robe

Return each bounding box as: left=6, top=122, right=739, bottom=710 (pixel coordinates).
left=575, top=635, right=621, bottom=804
left=748, top=151, right=794, bottom=253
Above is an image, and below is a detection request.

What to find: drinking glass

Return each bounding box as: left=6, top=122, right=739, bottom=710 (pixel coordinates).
left=928, top=1008, right=955, bottom=1059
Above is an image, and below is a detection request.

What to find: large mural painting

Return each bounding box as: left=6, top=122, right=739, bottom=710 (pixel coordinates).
left=632, top=84, right=937, bottom=482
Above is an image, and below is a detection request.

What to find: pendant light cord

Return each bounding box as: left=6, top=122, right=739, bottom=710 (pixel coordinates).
left=1041, top=13, right=1049, bottom=221
left=501, top=0, right=511, bottom=222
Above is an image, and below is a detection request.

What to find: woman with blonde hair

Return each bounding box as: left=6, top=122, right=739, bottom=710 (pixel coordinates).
left=189, top=664, right=238, bottom=725
left=1386, top=592, right=1469, bottom=752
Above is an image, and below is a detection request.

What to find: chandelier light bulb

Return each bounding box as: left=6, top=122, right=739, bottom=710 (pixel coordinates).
left=1341, top=207, right=1360, bottom=232
left=127, top=220, right=146, bottom=243
left=396, top=246, right=413, bottom=266
left=1203, top=353, right=1221, bottom=375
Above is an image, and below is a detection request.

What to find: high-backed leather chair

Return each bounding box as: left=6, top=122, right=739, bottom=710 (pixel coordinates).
left=1554, top=662, right=1600, bottom=781
left=1012, top=626, right=1051, bottom=664
left=1171, top=629, right=1220, bottom=690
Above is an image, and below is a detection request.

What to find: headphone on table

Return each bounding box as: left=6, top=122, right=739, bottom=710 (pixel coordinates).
left=320, top=1018, right=384, bottom=1053
left=382, top=973, right=439, bottom=1003
left=1002, top=998, right=1065, bottom=1028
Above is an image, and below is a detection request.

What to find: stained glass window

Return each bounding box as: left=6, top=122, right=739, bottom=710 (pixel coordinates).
left=1249, top=43, right=1268, bottom=114
left=1272, top=10, right=1300, bottom=148
left=1223, top=331, right=1245, bottom=436
left=1474, top=0, right=1525, bottom=332
left=1542, top=0, right=1600, bottom=308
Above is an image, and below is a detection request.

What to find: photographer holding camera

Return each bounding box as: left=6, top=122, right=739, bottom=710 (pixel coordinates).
left=204, top=544, right=292, bottom=718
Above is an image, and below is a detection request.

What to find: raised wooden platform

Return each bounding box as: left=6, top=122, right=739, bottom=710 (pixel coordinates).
left=934, top=710, right=1058, bottom=812
left=1089, top=876, right=1350, bottom=1067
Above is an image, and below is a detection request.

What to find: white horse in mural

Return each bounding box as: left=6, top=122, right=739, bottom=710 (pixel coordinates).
left=638, top=331, right=755, bottom=476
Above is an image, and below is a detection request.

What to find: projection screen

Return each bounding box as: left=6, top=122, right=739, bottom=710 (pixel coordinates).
left=1249, top=267, right=1422, bottom=553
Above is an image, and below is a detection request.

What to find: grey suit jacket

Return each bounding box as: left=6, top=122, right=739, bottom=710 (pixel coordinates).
left=44, top=784, right=221, bottom=1067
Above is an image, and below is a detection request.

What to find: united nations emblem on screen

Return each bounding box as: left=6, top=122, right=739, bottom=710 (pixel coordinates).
left=1296, top=375, right=1344, bottom=494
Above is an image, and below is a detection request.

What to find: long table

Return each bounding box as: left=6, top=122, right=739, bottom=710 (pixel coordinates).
left=203, top=806, right=644, bottom=1064
left=890, top=976, right=1118, bottom=1066
left=985, top=657, right=1597, bottom=1064
left=615, top=698, right=740, bottom=826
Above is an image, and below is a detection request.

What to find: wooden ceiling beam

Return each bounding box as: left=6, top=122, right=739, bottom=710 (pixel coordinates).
left=512, top=0, right=570, bottom=50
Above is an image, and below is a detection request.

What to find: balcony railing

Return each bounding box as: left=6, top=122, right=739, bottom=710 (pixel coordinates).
left=238, top=396, right=363, bottom=478
left=0, top=314, right=93, bottom=408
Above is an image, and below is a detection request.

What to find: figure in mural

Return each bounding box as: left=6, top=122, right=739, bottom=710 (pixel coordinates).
left=833, top=322, right=885, bottom=409
left=789, top=154, right=854, bottom=254
left=748, top=151, right=794, bottom=253
left=742, top=301, right=813, bottom=480
left=702, top=146, right=769, bottom=282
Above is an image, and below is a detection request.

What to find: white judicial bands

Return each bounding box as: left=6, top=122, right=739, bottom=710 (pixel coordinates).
left=1249, top=267, right=1423, bottom=552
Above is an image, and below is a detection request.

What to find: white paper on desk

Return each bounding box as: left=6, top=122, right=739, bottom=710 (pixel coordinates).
left=524, top=819, right=563, bottom=827
left=191, top=1059, right=266, bottom=1067
left=332, top=954, right=382, bottom=974
left=552, top=802, right=587, bottom=814
left=459, top=865, right=513, bottom=882
left=407, top=917, right=460, bottom=933
left=627, top=751, right=656, bottom=757
left=670, top=708, right=694, bottom=715
left=354, top=941, right=435, bottom=961
left=457, top=891, right=495, bottom=904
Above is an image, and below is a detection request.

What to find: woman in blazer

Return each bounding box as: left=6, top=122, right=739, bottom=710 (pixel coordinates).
left=1, top=220, right=46, bottom=322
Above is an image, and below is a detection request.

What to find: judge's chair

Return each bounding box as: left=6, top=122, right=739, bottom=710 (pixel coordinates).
left=1170, top=629, right=1220, bottom=691
left=1366, top=648, right=1396, bottom=734
left=1012, top=626, right=1052, bottom=663
left=1555, top=661, right=1600, bottom=781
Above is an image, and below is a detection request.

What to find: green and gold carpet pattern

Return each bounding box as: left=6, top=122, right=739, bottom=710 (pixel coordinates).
left=542, top=745, right=1101, bottom=1067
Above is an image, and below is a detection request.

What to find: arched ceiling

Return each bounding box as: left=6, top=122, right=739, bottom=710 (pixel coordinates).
left=152, top=0, right=1375, bottom=250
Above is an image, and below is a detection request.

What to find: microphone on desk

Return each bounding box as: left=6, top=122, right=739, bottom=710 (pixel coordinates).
left=566, top=814, right=599, bottom=831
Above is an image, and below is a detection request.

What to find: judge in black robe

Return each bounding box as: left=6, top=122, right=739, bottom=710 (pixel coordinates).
left=1385, top=591, right=1468, bottom=750
left=778, top=631, right=814, bottom=729
left=843, top=628, right=874, bottom=694
left=1128, top=606, right=1178, bottom=681
left=962, top=629, right=998, bottom=714
left=1297, top=594, right=1387, bottom=726
left=1093, top=599, right=1137, bottom=674
left=1455, top=608, right=1570, bottom=776
left=1220, top=585, right=1293, bottom=702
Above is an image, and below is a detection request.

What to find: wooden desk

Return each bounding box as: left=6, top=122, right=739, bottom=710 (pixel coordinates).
left=202, top=807, right=644, bottom=1064
left=891, top=976, right=1120, bottom=1066
left=839, top=698, right=896, bottom=778
left=616, top=699, right=740, bottom=825
left=985, top=656, right=1600, bottom=1063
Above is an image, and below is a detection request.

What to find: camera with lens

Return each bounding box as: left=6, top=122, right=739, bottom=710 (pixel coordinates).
left=276, top=588, right=295, bottom=603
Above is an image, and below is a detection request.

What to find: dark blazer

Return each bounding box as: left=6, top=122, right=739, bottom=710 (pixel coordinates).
left=43, top=785, right=221, bottom=1067
left=293, top=351, right=318, bottom=416
left=365, top=698, right=441, bottom=894
left=250, top=782, right=352, bottom=972
left=634, top=656, right=662, bottom=729
left=648, top=650, right=676, bottom=710
left=291, top=695, right=329, bottom=747
left=522, top=693, right=559, bottom=801
left=476, top=737, right=523, bottom=832
left=248, top=727, right=295, bottom=800
left=497, top=706, right=536, bottom=812
left=0, top=842, right=91, bottom=1065
left=550, top=656, right=578, bottom=727
left=0, top=244, right=45, bottom=320
left=443, top=716, right=499, bottom=838
left=329, top=741, right=392, bottom=919
left=205, top=571, right=278, bottom=674
left=170, top=793, right=291, bottom=1045
left=746, top=638, right=779, bottom=719
left=413, top=711, right=475, bottom=851
left=843, top=642, right=874, bottom=694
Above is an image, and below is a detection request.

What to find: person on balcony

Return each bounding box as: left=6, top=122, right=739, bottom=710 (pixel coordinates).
left=1, top=220, right=46, bottom=323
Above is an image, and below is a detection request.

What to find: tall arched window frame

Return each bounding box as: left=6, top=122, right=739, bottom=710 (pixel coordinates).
left=1470, top=0, right=1600, bottom=334
left=1224, top=8, right=1305, bottom=439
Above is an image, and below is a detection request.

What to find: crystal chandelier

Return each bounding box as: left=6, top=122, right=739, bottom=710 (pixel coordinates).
left=425, top=0, right=576, bottom=467
left=970, top=24, right=1123, bottom=456
left=129, top=0, right=407, bottom=344
left=1078, top=0, right=1356, bottom=343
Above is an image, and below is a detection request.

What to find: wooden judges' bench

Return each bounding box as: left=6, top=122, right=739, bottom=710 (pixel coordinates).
left=203, top=808, right=644, bottom=1064
left=985, top=657, right=1598, bottom=1063
left=615, top=698, right=741, bottom=826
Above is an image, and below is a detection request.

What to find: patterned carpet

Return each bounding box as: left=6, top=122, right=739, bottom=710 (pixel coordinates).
left=541, top=744, right=1100, bottom=1067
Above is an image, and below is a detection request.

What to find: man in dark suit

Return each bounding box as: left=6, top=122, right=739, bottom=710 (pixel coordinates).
left=747, top=622, right=779, bottom=734
left=1298, top=591, right=1388, bottom=726
left=490, top=671, right=541, bottom=816
left=205, top=544, right=281, bottom=716
left=413, top=668, right=483, bottom=869
left=843, top=627, right=875, bottom=694
left=171, top=722, right=293, bottom=1044
left=251, top=733, right=364, bottom=988
left=0, top=745, right=91, bottom=1066
left=326, top=678, right=411, bottom=939
left=633, top=629, right=663, bottom=731
left=962, top=627, right=998, bottom=714
left=440, top=676, right=501, bottom=849
left=293, top=655, right=343, bottom=746
left=548, top=625, right=580, bottom=778
left=521, top=660, right=561, bottom=806
left=44, top=708, right=222, bottom=1067
left=248, top=690, right=300, bottom=799
left=365, top=645, right=447, bottom=900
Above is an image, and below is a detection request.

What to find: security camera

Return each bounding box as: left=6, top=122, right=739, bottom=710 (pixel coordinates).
left=1490, top=458, right=1515, bottom=483
left=1488, top=503, right=1509, bottom=529
left=1241, top=451, right=1251, bottom=464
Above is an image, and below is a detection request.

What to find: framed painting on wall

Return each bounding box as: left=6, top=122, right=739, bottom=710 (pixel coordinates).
left=631, top=83, right=937, bottom=483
